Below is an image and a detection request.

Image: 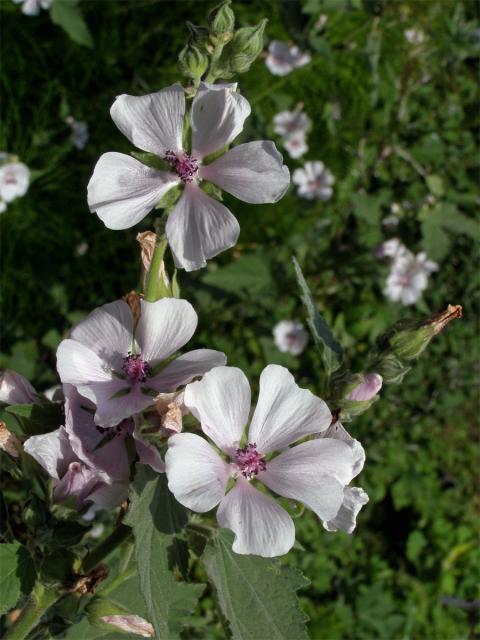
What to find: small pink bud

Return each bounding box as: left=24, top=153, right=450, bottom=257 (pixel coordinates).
left=347, top=373, right=383, bottom=402
left=99, top=615, right=154, bottom=637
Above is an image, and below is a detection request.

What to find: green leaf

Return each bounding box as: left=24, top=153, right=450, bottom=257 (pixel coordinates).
left=0, top=542, right=36, bottom=614
left=6, top=401, right=64, bottom=437
left=130, top=151, right=170, bottom=171
left=203, top=255, right=273, bottom=297
left=203, top=529, right=310, bottom=640
left=125, top=466, right=204, bottom=639
left=50, top=0, right=94, bottom=49
left=292, top=257, right=343, bottom=374
left=426, top=174, right=445, bottom=197
left=420, top=202, right=478, bottom=261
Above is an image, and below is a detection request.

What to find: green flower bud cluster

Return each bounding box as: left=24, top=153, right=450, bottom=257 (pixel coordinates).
left=178, top=0, right=267, bottom=85
left=369, top=305, right=462, bottom=384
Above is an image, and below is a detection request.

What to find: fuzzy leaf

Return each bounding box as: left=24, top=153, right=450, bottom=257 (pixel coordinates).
left=6, top=401, right=64, bottom=437
left=0, top=542, right=36, bottom=615
left=203, top=529, right=310, bottom=640
left=125, top=466, right=204, bottom=639
left=292, top=257, right=343, bottom=374
left=50, top=0, right=94, bottom=49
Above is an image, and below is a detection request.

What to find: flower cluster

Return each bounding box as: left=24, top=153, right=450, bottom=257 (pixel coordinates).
left=377, top=238, right=438, bottom=306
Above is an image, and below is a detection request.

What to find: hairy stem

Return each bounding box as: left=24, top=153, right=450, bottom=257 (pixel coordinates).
left=83, top=523, right=132, bottom=574
left=3, top=583, right=59, bottom=640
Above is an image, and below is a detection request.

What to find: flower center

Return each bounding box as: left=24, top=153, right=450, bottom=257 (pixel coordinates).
left=235, top=443, right=266, bottom=479
left=122, top=353, right=151, bottom=383
left=165, top=150, right=199, bottom=183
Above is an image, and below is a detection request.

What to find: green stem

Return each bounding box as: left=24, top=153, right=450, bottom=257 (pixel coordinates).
left=205, top=43, right=225, bottom=83
left=144, top=237, right=169, bottom=302
left=83, top=523, right=132, bottom=574
left=4, top=583, right=59, bottom=640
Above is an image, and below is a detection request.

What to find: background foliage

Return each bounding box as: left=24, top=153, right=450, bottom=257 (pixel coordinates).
left=1, top=0, right=479, bottom=638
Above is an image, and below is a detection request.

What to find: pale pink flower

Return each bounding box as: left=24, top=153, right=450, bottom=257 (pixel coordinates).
left=56, top=298, right=226, bottom=428
left=404, top=28, right=425, bottom=45
left=65, top=116, right=89, bottom=150
left=0, top=369, right=38, bottom=405
left=273, top=110, right=309, bottom=137
left=265, top=41, right=311, bottom=76
left=374, top=237, right=408, bottom=260
left=166, top=365, right=366, bottom=557
left=283, top=132, right=308, bottom=159
left=12, top=0, right=51, bottom=15
left=347, top=373, right=383, bottom=401
left=100, top=615, right=154, bottom=638
left=0, top=161, right=30, bottom=203
left=273, top=320, right=308, bottom=356
left=88, top=83, right=289, bottom=271
left=292, top=161, right=335, bottom=201
left=384, top=250, right=438, bottom=306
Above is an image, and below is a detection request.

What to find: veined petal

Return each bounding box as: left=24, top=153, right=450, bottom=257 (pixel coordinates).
left=136, top=298, right=198, bottom=364
left=191, top=83, right=251, bottom=158
left=248, top=365, right=332, bottom=454
left=184, top=366, right=250, bottom=456
left=56, top=339, right=115, bottom=387
left=319, top=422, right=366, bottom=479
left=165, top=183, right=240, bottom=272
left=87, top=152, right=178, bottom=230
left=165, top=433, right=231, bottom=512
left=200, top=141, right=290, bottom=204
left=0, top=369, right=38, bottom=405
left=150, top=349, right=227, bottom=392
left=260, top=439, right=356, bottom=521
left=217, top=476, right=295, bottom=557
left=70, top=300, right=133, bottom=371
left=110, top=84, right=185, bottom=155
left=323, top=487, right=369, bottom=534
left=24, top=427, right=76, bottom=480
left=133, top=429, right=165, bottom=473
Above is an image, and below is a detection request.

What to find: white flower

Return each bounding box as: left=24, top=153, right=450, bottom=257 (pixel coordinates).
left=0, top=369, right=38, bottom=405
left=65, top=116, right=89, bottom=150
left=384, top=250, right=438, bottom=306
left=75, top=241, right=89, bottom=256
left=375, top=237, right=409, bottom=260
left=404, top=28, right=425, bottom=45
left=273, top=110, right=309, bottom=137
left=265, top=41, right=311, bottom=76
left=0, top=162, right=30, bottom=203
left=292, top=161, right=335, bottom=201
left=165, top=365, right=367, bottom=557
left=283, top=132, right=308, bottom=159
left=88, top=82, right=290, bottom=271
left=12, top=0, right=51, bottom=15
left=273, top=320, right=308, bottom=356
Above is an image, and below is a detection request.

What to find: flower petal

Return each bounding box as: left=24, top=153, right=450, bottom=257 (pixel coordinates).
left=217, top=477, right=295, bottom=557
left=151, top=349, right=227, bottom=392
left=260, top=439, right=357, bottom=521
left=56, top=339, right=118, bottom=387
left=0, top=369, right=38, bottom=405
left=248, top=365, right=332, bottom=454
left=323, top=487, right=369, bottom=534
left=136, top=298, right=198, bottom=364
left=110, top=84, right=185, bottom=155
left=24, top=427, right=76, bottom=480
left=165, top=433, right=231, bottom=512
left=200, top=141, right=290, bottom=204
left=191, top=83, right=251, bottom=158
left=165, top=183, right=240, bottom=272
left=133, top=427, right=165, bottom=473
left=319, top=422, right=366, bottom=479
left=184, top=366, right=250, bottom=455
left=70, top=300, right=133, bottom=371
left=87, top=152, right=178, bottom=230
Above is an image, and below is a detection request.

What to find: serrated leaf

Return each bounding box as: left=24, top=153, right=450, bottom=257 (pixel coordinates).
left=203, top=529, right=310, bottom=640
left=0, top=542, right=36, bottom=614
left=50, top=0, right=94, bottom=49
left=6, top=401, right=64, bottom=437
left=292, top=257, right=343, bottom=374
left=125, top=466, right=204, bottom=639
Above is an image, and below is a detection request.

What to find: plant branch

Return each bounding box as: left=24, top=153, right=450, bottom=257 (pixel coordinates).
left=82, top=523, right=132, bottom=574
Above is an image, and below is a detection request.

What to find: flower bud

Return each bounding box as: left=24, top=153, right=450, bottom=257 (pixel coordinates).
left=208, top=0, right=235, bottom=45
left=347, top=373, right=383, bottom=401
left=178, top=42, right=209, bottom=81
left=228, top=19, right=267, bottom=73
left=186, top=21, right=212, bottom=51
left=137, top=233, right=172, bottom=299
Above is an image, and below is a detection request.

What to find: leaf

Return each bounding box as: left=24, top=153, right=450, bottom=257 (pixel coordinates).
left=125, top=466, right=204, bottom=639
left=6, top=401, right=64, bottom=437
left=420, top=202, right=478, bottom=261
left=0, top=542, right=36, bottom=614
left=50, top=0, right=94, bottom=49
left=203, top=529, right=310, bottom=640
left=292, top=257, right=343, bottom=374
left=202, top=255, right=273, bottom=297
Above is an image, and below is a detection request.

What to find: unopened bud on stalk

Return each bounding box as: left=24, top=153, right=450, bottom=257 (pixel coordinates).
left=336, top=373, right=383, bottom=420
left=178, top=42, right=209, bottom=80
left=347, top=373, right=383, bottom=401
left=186, top=22, right=213, bottom=52
left=0, top=421, right=21, bottom=458
left=372, top=304, right=462, bottom=384
left=123, top=291, right=142, bottom=327
left=228, top=19, right=267, bottom=73
left=208, top=0, right=235, bottom=45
